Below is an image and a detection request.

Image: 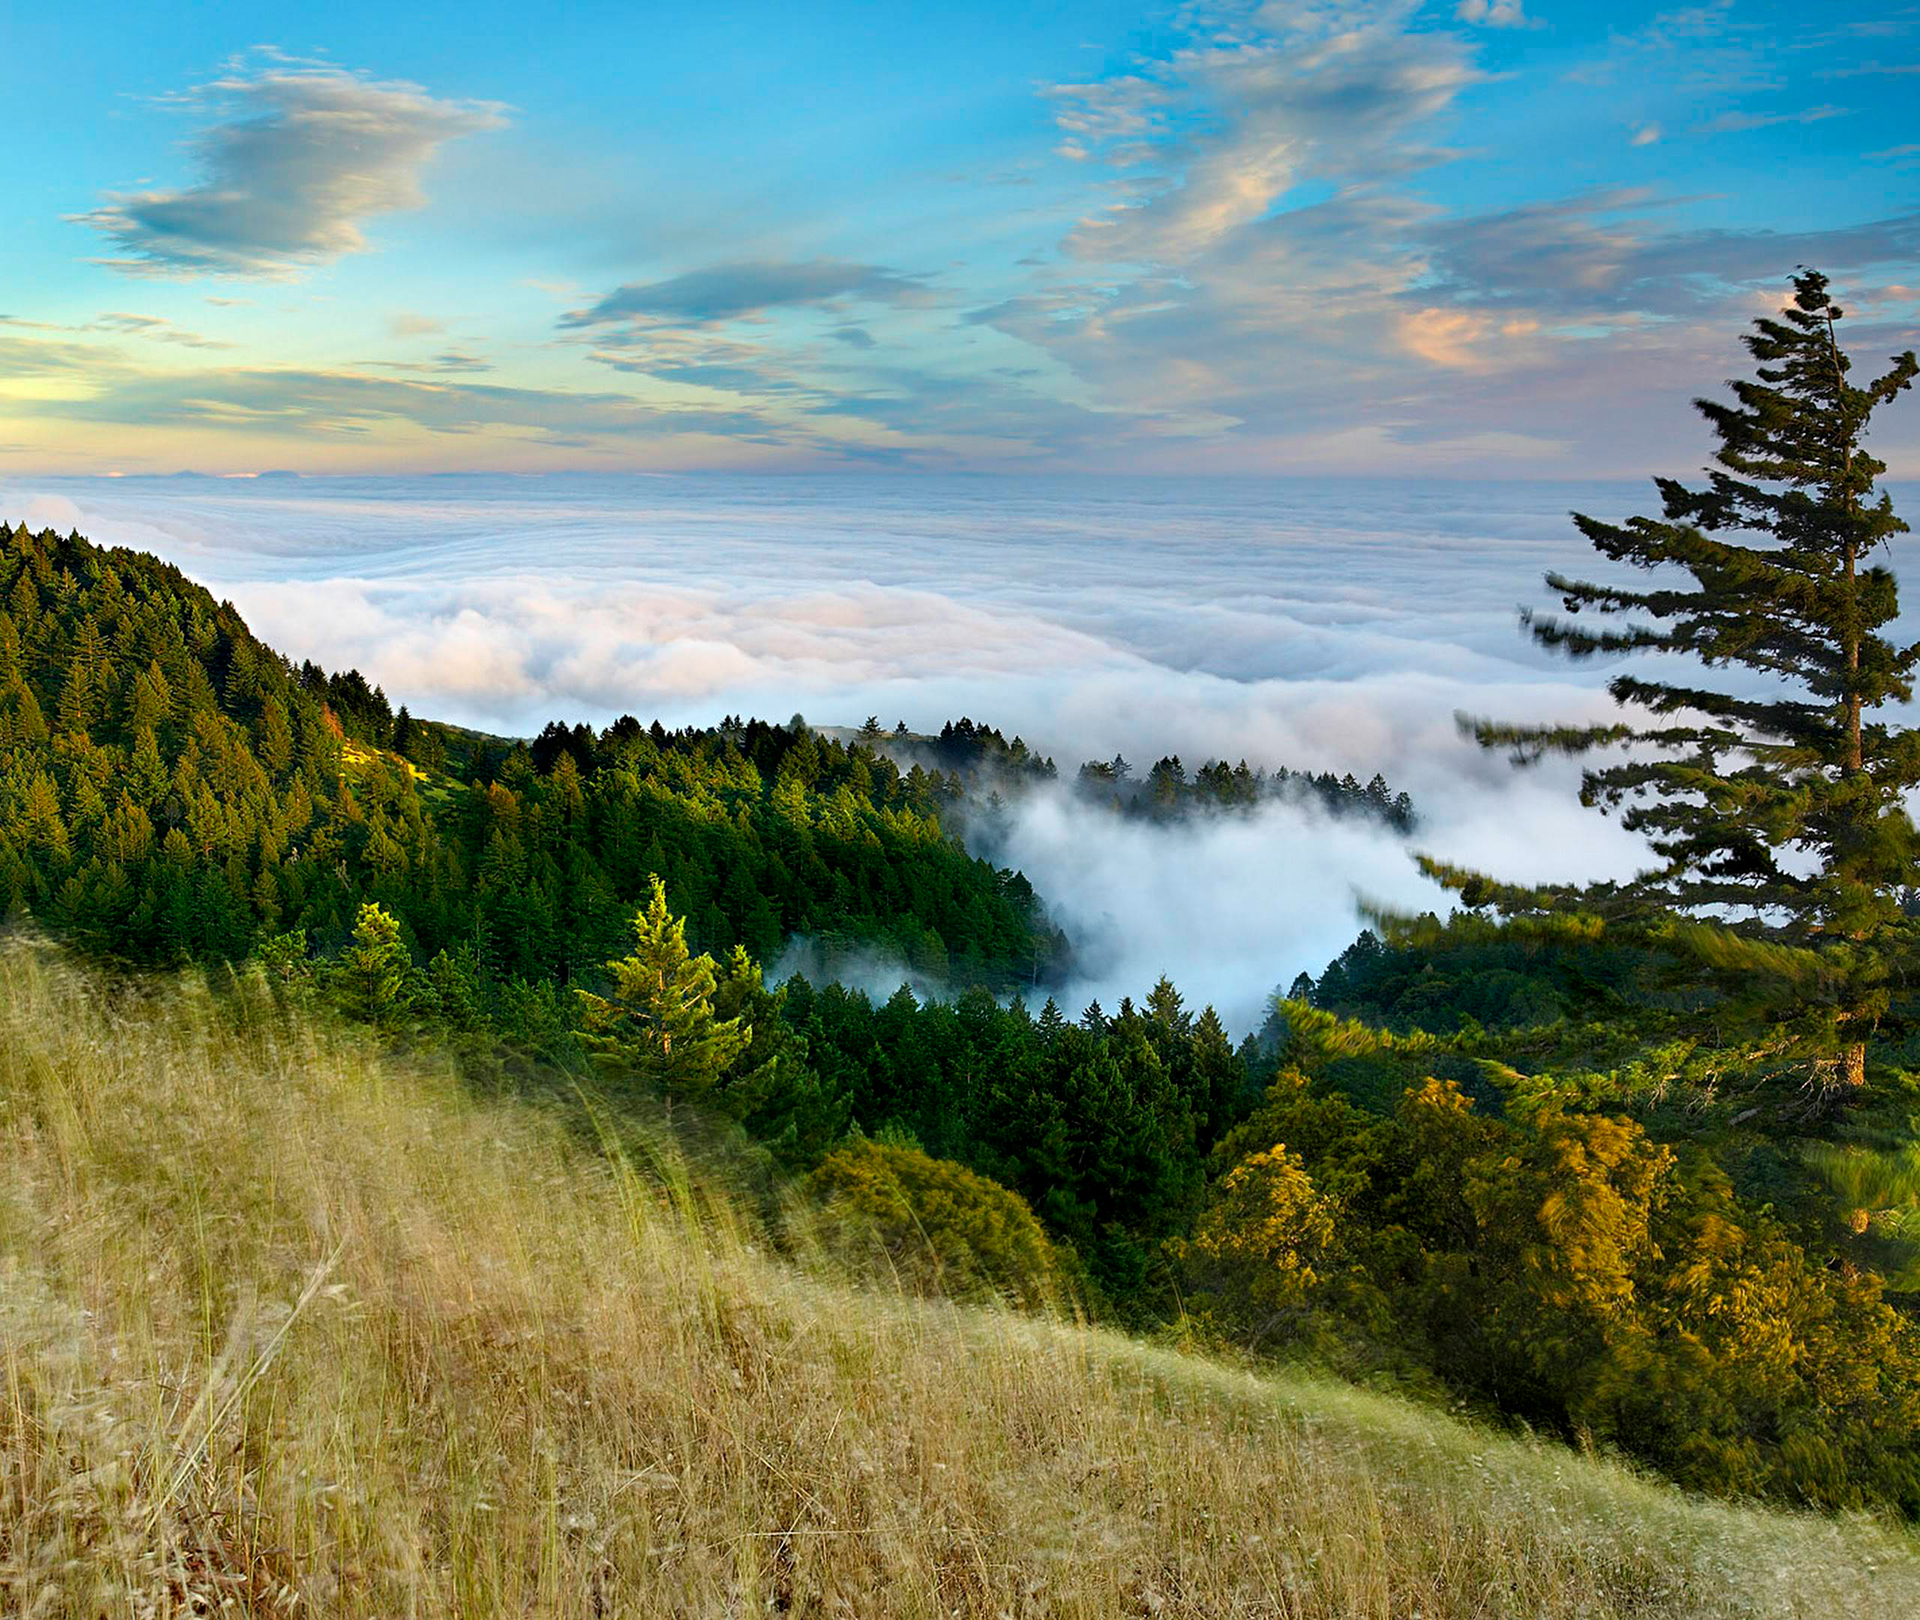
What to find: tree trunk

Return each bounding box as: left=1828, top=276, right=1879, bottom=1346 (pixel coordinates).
left=1830, top=306, right=1864, bottom=777
left=1845, top=538, right=1862, bottom=772
left=1831, top=318, right=1867, bottom=1099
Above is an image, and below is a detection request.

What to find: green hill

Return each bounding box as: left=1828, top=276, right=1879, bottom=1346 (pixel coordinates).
left=0, top=942, right=1912, bottom=1619
left=0, top=519, right=1056, bottom=985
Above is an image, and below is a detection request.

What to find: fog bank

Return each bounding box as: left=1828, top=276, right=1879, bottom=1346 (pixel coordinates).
left=978, top=769, right=1650, bottom=1036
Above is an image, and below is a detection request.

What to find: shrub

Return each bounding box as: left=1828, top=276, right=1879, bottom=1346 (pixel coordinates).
left=807, top=1136, right=1061, bottom=1307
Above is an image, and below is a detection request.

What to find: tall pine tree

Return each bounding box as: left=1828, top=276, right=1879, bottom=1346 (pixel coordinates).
left=1444, top=270, right=1917, bottom=1091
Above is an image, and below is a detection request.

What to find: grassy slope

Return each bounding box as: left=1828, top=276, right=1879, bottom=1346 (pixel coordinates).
left=0, top=947, right=1914, bottom=1618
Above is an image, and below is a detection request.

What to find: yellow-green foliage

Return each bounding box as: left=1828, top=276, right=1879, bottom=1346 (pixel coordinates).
left=1, top=941, right=1916, bottom=1618
left=1173, top=1144, right=1335, bottom=1333
left=1202, top=1066, right=1920, bottom=1513
left=576, top=876, right=751, bottom=1099
left=806, top=1135, right=1062, bottom=1307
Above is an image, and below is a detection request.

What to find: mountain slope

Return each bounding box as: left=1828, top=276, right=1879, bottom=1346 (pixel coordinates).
left=0, top=943, right=1910, bottom=1618
left=0, top=519, right=1054, bottom=985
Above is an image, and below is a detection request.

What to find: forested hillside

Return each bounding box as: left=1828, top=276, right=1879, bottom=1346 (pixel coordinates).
left=0, top=517, right=1295, bottom=1306
left=872, top=713, right=1418, bottom=830
left=0, top=521, right=1056, bottom=990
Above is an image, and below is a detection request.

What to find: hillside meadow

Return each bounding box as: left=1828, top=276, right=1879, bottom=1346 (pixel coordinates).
left=0, top=942, right=1913, bottom=1618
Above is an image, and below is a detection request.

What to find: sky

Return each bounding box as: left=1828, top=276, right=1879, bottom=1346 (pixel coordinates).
left=4, top=0, right=1919, bottom=478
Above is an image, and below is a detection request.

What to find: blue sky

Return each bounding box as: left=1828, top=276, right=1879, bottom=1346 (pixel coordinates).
left=3, top=0, right=1917, bottom=475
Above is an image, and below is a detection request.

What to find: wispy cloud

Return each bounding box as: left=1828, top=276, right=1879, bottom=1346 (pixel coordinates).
left=1050, top=4, right=1478, bottom=265
left=365, top=348, right=495, bottom=375
left=560, top=261, right=933, bottom=327
left=1823, top=62, right=1920, bottom=79
left=1696, top=103, right=1849, bottom=134
left=0, top=333, right=121, bottom=379
left=75, top=58, right=506, bottom=278
left=1455, top=0, right=1531, bottom=27
left=89, top=312, right=234, bottom=349
left=39, top=362, right=789, bottom=446
left=1423, top=197, right=1920, bottom=314
left=2, top=311, right=233, bottom=351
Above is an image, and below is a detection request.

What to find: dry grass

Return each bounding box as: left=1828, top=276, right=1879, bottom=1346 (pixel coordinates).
left=0, top=943, right=1914, bottom=1618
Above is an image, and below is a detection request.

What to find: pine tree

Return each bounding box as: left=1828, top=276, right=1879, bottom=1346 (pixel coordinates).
left=259, top=696, right=295, bottom=776
left=1037, top=997, right=1066, bottom=1042
left=55, top=663, right=92, bottom=737
left=8, top=571, right=41, bottom=653
left=1448, top=270, right=1918, bottom=1091
left=576, top=876, right=751, bottom=1100
left=333, top=901, right=414, bottom=1025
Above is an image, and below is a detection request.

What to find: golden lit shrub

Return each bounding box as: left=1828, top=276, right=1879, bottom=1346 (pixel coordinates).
left=806, top=1136, right=1061, bottom=1307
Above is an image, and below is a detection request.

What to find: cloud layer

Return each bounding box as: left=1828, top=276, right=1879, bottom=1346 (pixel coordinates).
left=984, top=775, right=1644, bottom=1034
left=77, top=61, right=506, bottom=278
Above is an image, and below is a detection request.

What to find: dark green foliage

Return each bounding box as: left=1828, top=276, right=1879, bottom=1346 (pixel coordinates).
left=708, top=946, right=852, bottom=1166
left=0, top=522, right=1059, bottom=998
left=899, top=716, right=1058, bottom=785
left=0, top=520, right=367, bottom=962
left=420, top=711, right=1062, bottom=993
left=891, top=717, right=1416, bottom=831
left=299, top=660, right=393, bottom=741
left=1304, top=916, right=1652, bottom=1036
left=1079, top=756, right=1415, bottom=830
left=781, top=975, right=1254, bottom=1305
left=1445, top=271, right=1919, bottom=1091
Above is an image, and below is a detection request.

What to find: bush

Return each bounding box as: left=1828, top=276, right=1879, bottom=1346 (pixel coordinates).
left=1201, top=1066, right=1920, bottom=1513
left=807, top=1136, right=1062, bottom=1307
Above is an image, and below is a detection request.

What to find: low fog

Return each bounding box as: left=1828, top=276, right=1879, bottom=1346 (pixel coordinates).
left=975, top=772, right=1649, bottom=1035
left=12, top=470, right=1893, bottom=1032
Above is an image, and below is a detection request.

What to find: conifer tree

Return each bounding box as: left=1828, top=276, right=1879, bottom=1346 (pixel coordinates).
left=334, top=901, right=413, bottom=1025
left=1447, top=271, right=1917, bottom=1090
left=55, top=662, right=92, bottom=737
left=577, top=876, right=751, bottom=1100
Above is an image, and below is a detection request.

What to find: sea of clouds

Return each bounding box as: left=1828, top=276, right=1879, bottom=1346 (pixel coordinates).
left=11, top=471, right=1893, bottom=1031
